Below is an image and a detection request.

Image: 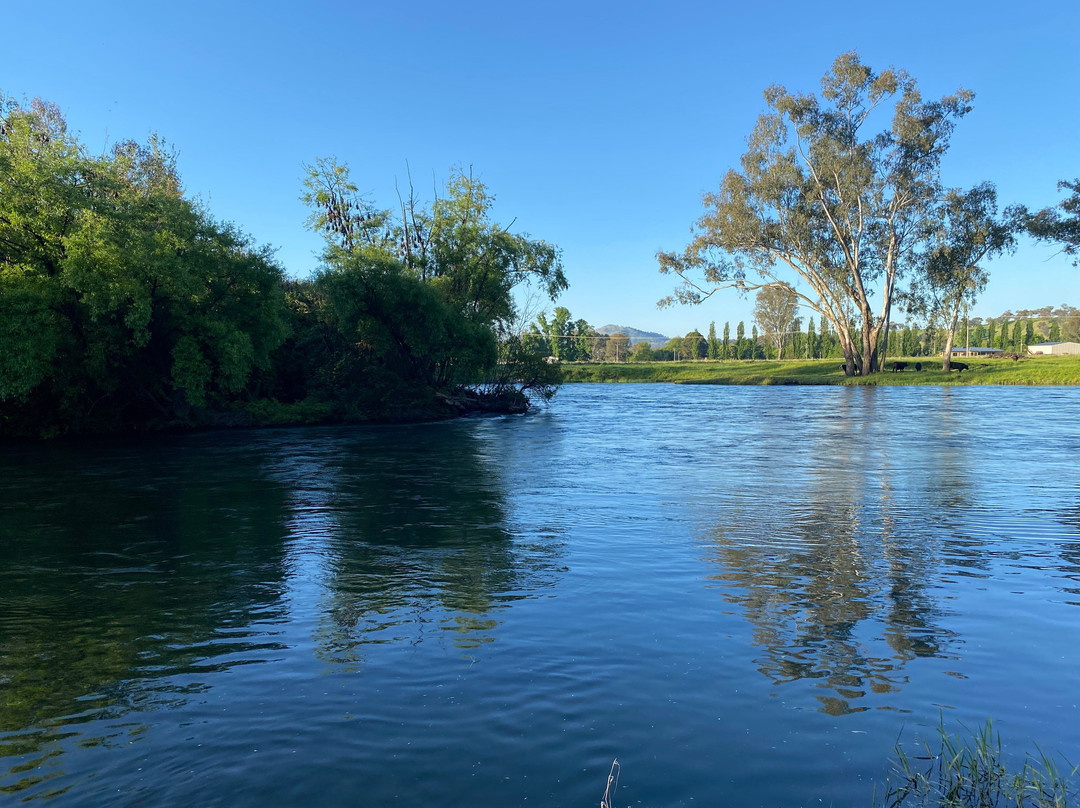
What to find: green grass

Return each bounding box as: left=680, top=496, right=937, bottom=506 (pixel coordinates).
left=559, top=356, right=1080, bottom=386
left=595, top=721, right=1076, bottom=807
left=877, top=719, right=1078, bottom=808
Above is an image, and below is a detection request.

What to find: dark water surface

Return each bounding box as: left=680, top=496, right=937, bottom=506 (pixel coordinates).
left=2, top=384, right=1078, bottom=806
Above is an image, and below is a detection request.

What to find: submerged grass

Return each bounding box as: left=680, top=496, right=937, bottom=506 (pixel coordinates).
left=559, top=356, right=1080, bottom=386
left=596, top=722, right=1076, bottom=807
left=877, top=719, right=1078, bottom=808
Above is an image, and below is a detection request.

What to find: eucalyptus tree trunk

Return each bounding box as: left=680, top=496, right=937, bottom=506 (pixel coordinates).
left=941, top=296, right=963, bottom=371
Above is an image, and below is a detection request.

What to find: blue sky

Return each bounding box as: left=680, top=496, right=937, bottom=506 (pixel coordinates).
left=3, top=0, right=1077, bottom=338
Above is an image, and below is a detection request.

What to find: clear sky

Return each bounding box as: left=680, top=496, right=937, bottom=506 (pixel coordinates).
left=3, top=0, right=1077, bottom=339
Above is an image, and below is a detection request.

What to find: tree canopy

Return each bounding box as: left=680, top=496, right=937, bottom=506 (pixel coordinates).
left=1, top=94, right=288, bottom=437
left=299, top=159, right=568, bottom=414
left=752, top=284, right=800, bottom=359
left=1, top=94, right=569, bottom=439
left=923, top=183, right=1014, bottom=370
left=1023, top=179, right=1080, bottom=266
left=658, top=52, right=981, bottom=375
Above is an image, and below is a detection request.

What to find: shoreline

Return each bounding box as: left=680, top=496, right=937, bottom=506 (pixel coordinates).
left=557, top=356, right=1080, bottom=386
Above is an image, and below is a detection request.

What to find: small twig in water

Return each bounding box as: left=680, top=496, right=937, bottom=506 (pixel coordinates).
left=600, top=758, right=620, bottom=808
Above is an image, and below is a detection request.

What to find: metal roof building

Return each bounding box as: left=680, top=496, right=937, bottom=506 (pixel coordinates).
left=944, top=346, right=1005, bottom=357
left=1027, top=341, right=1080, bottom=356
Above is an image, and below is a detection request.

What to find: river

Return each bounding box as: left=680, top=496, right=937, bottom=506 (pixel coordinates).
left=1, top=384, right=1078, bottom=806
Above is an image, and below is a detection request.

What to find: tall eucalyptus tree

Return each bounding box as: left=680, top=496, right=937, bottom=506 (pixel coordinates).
left=659, top=52, right=976, bottom=375
left=924, top=184, right=1014, bottom=371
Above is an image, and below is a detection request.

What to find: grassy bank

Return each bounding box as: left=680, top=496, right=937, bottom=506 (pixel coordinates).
left=559, top=356, right=1080, bottom=386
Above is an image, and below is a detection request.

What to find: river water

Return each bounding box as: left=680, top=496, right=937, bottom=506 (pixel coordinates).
left=1, top=384, right=1078, bottom=806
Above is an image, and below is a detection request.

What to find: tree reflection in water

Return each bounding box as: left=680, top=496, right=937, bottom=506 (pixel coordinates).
left=696, top=394, right=993, bottom=716
left=267, top=423, right=564, bottom=667
left=0, top=434, right=294, bottom=795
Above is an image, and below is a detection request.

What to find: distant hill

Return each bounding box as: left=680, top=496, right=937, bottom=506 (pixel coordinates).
left=596, top=325, right=670, bottom=348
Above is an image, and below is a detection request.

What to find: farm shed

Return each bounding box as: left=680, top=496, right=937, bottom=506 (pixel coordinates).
left=943, top=347, right=1004, bottom=358
left=1027, top=342, right=1080, bottom=356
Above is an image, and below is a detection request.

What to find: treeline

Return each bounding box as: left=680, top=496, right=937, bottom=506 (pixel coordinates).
left=637, top=310, right=1079, bottom=363
left=534, top=307, right=1079, bottom=365
left=0, top=95, right=566, bottom=439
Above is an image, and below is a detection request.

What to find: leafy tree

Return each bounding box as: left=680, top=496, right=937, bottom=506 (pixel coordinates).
left=736, top=321, right=746, bottom=359
left=1023, top=179, right=1080, bottom=265
left=753, top=283, right=799, bottom=359
left=659, top=52, right=975, bottom=376
left=663, top=336, right=683, bottom=360
left=1011, top=320, right=1023, bottom=349
left=520, top=323, right=550, bottom=358
left=302, top=158, right=567, bottom=413
left=682, top=330, right=705, bottom=360
left=574, top=318, right=594, bottom=360
left=971, top=323, right=986, bottom=348
left=630, top=341, right=654, bottom=362
left=722, top=322, right=731, bottom=360
left=605, top=332, right=630, bottom=362
left=707, top=321, right=720, bottom=359
left=585, top=334, right=603, bottom=361
left=924, top=184, right=1015, bottom=370
left=807, top=317, right=817, bottom=359
left=316, top=248, right=496, bottom=412
left=900, top=325, right=915, bottom=357
left=537, top=307, right=575, bottom=359
left=1, top=94, right=287, bottom=437
left=1048, top=320, right=1061, bottom=341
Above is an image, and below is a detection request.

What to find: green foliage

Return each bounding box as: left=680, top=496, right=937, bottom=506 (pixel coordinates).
left=605, top=332, right=630, bottom=362
left=682, top=330, right=706, bottom=360
left=300, top=159, right=567, bottom=417
left=660, top=52, right=979, bottom=375
left=537, top=306, right=587, bottom=360
left=923, top=184, right=1015, bottom=369
left=877, top=719, right=1077, bottom=808
left=753, top=283, right=800, bottom=359
left=481, top=332, right=564, bottom=405
left=707, top=321, right=720, bottom=359
left=1023, top=179, right=1080, bottom=265
left=315, top=248, right=496, bottom=413
left=0, top=94, right=288, bottom=437
left=630, top=340, right=654, bottom=362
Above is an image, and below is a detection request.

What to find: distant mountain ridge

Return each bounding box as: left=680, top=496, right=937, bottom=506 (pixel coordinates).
left=596, top=325, right=670, bottom=348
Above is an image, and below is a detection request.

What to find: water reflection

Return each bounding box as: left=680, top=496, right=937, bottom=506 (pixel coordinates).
left=261, top=424, right=562, bottom=664
left=0, top=436, right=294, bottom=794
left=0, top=422, right=563, bottom=797
left=700, top=391, right=973, bottom=715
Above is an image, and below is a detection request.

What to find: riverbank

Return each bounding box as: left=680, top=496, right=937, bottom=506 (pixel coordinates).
left=558, top=356, right=1080, bottom=386
left=0, top=387, right=535, bottom=442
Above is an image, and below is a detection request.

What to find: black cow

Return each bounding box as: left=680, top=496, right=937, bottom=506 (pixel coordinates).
left=950, top=361, right=969, bottom=373
left=891, top=361, right=908, bottom=372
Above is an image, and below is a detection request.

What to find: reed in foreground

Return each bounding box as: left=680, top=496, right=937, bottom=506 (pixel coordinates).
left=877, top=720, right=1077, bottom=808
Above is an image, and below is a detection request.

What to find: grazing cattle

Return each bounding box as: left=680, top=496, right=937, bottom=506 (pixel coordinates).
left=891, top=361, right=908, bottom=373
left=915, top=362, right=922, bottom=371
left=839, top=363, right=860, bottom=376
left=950, top=361, right=969, bottom=373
